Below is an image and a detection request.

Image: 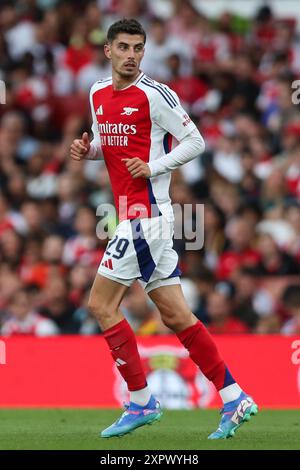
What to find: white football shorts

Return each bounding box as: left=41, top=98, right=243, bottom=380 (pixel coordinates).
left=97, top=215, right=181, bottom=293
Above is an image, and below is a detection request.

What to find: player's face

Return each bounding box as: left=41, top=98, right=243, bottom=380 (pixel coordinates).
left=104, top=33, right=145, bottom=79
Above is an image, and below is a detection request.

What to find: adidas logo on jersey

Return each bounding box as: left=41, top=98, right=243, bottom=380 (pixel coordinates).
left=101, top=258, right=113, bottom=270
left=96, top=105, right=103, bottom=115
left=121, top=107, right=139, bottom=116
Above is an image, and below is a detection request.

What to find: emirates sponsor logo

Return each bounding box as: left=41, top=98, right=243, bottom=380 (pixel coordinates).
left=98, top=121, right=137, bottom=135
left=98, top=121, right=137, bottom=147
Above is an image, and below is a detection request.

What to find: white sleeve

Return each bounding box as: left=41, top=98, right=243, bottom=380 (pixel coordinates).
left=85, top=88, right=103, bottom=160
left=148, top=128, right=205, bottom=177
left=146, top=83, right=204, bottom=176
left=152, top=84, right=197, bottom=141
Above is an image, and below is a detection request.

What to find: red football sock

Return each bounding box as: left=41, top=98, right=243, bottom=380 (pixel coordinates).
left=103, top=319, right=147, bottom=392
left=177, top=321, right=235, bottom=391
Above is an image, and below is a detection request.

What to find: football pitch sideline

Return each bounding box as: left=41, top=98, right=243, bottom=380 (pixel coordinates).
left=0, top=409, right=299, bottom=450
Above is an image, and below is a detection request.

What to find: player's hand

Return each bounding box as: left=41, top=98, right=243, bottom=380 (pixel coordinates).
left=70, top=132, right=90, bottom=161
left=122, top=157, right=151, bottom=179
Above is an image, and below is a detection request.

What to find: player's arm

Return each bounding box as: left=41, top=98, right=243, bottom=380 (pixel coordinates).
left=147, top=86, right=205, bottom=177
left=123, top=127, right=203, bottom=178
left=123, top=85, right=204, bottom=178
left=147, top=127, right=204, bottom=177
left=70, top=87, right=103, bottom=161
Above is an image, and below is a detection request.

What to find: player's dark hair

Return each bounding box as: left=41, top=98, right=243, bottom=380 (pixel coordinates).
left=107, top=19, right=146, bottom=44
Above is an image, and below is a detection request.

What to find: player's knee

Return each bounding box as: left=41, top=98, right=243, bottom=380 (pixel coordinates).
left=88, top=296, right=114, bottom=323
left=160, top=308, right=191, bottom=332
left=87, top=297, right=100, bottom=319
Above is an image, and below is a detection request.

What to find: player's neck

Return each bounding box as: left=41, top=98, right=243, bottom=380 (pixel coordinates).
left=112, top=70, right=142, bottom=90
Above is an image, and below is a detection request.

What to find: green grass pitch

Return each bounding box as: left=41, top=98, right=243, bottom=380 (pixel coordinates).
left=0, top=409, right=299, bottom=450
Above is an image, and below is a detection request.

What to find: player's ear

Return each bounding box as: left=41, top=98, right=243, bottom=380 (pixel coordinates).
left=104, top=43, right=111, bottom=60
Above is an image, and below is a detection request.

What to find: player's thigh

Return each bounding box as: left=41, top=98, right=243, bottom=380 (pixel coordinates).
left=148, top=284, right=196, bottom=332
left=88, top=273, right=129, bottom=324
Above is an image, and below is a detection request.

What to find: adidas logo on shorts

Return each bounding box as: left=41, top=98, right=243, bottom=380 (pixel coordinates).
left=101, top=259, right=113, bottom=270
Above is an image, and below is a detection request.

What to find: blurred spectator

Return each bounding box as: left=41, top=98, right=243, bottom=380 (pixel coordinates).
left=255, top=233, right=300, bottom=275
left=209, top=180, right=240, bottom=219
left=233, top=267, right=260, bottom=329
left=281, top=284, right=300, bottom=335
left=284, top=202, right=300, bottom=259
left=21, top=234, right=66, bottom=288
left=0, top=193, right=20, bottom=234
left=191, top=265, right=216, bottom=324
left=20, top=200, right=47, bottom=238
left=63, top=17, right=93, bottom=75
left=0, top=227, right=24, bottom=268
left=142, top=17, right=191, bottom=82
left=102, top=0, right=150, bottom=29
left=38, top=277, right=80, bottom=334
left=1, top=4, right=37, bottom=60
left=206, top=288, right=250, bottom=334
left=63, top=205, right=104, bottom=266
left=230, top=55, right=260, bottom=115
left=26, top=149, right=58, bottom=199
left=166, top=53, right=208, bottom=112
left=57, top=173, right=79, bottom=225
left=216, top=217, right=260, bottom=280
left=69, top=265, right=93, bottom=307
left=1, top=288, right=59, bottom=336
left=167, top=0, right=203, bottom=48
left=0, top=266, right=22, bottom=311
left=76, top=37, right=110, bottom=92
left=203, top=201, right=226, bottom=270
left=213, top=136, right=244, bottom=183
left=0, top=111, right=39, bottom=162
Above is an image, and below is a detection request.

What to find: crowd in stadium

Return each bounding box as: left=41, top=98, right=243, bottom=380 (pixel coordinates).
left=1, top=0, right=300, bottom=336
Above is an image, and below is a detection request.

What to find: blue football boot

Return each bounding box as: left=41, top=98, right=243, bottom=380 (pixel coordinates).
left=208, top=392, right=258, bottom=439
left=101, top=395, right=162, bottom=438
